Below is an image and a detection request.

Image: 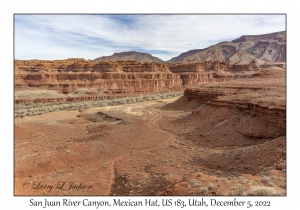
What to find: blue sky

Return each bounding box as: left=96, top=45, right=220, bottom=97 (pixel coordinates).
left=14, top=14, right=286, bottom=61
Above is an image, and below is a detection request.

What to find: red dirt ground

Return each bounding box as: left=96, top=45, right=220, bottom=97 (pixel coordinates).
left=14, top=102, right=285, bottom=196
left=14, top=68, right=286, bottom=196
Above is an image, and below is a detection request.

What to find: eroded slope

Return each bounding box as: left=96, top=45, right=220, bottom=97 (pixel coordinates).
left=14, top=67, right=286, bottom=196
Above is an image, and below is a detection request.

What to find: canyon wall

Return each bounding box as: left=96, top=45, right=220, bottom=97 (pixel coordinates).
left=14, top=59, right=272, bottom=104
left=183, top=67, right=286, bottom=131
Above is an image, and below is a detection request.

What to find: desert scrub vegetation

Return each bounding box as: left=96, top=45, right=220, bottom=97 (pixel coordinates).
left=207, top=183, right=217, bottom=190
left=14, top=92, right=183, bottom=118
left=189, top=179, right=201, bottom=187
left=229, top=185, right=278, bottom=196
left=199, top=187, right=208, bottom=194
left=250, top=186, right=277, bottom=195
left=231, top=184, right=247, bottom=196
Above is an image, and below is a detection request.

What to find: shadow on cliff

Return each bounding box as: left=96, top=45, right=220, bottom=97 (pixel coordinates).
left=159, top=100, right=286, bottom=175
left=162, top=96, right=200, bottom=111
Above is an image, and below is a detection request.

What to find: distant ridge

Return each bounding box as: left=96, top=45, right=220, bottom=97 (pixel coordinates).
left=94, top=51, right=164, bottom=63
left=231, top=31, right=286, bottom=43
left=168, top=31, right=286, bottom=64
left=168, top=49, right=203, bottom=63
left=94, top=31, right=285, bottom=65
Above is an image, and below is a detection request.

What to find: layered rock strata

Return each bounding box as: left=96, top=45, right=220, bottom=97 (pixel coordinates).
left=184, top=67, right=286, bottom=131
left=15, top=59, right=272, bottom=104
left=15, top=60, right=182, bottom=104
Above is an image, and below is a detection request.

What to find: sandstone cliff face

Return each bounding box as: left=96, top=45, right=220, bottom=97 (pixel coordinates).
left=14, top=59, right=273, bottom=104
left=14, top=60, right=182, bottom=104
left=168, top=60, right=260, bottom=86
left=184, top=67, right=286, bottom=131
left=168, top=31, right=286, bottom=64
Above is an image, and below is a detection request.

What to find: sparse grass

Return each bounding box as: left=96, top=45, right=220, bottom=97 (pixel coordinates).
left=260, top=175, right=270, bottom=182
left=251, top=186, right=277, bottom=196
left=266, top=181, right=275, bottom=187
left=261, top=170, right=270, bottom=176
left=189, top=179, right=201, bottom=187
left=251, top=181, right=259, bottom=187
left=200, top=187, right=208, bottom=194
left=270, top=175, right=277, bottom=179
left=260, top=175, right=276, bottom=186
left=207, top=183, right=216, bottom=190
left=279, top=182, right=286, bottom=189
left=277, top=176, right=283, bottom=181
left=232, top=184, right=247, bottom=196
left=221, top=178, right=229, bottom=182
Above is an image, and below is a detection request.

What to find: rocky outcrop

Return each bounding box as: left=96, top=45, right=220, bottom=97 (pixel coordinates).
left=168, top=31, right=286, bottom=64
left=185, top=88, right=285, bottom=130
left=183, top=67, right=286, bottom=130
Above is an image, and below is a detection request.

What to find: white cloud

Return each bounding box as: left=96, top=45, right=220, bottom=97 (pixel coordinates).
left=15, top=14, right=286, bottom=61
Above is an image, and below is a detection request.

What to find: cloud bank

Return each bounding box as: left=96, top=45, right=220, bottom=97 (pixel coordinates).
left=15, top=14, right=286, bottom=61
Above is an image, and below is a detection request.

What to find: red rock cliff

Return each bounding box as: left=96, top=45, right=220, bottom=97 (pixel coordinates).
left=14, top=59, right=270, bottom=104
